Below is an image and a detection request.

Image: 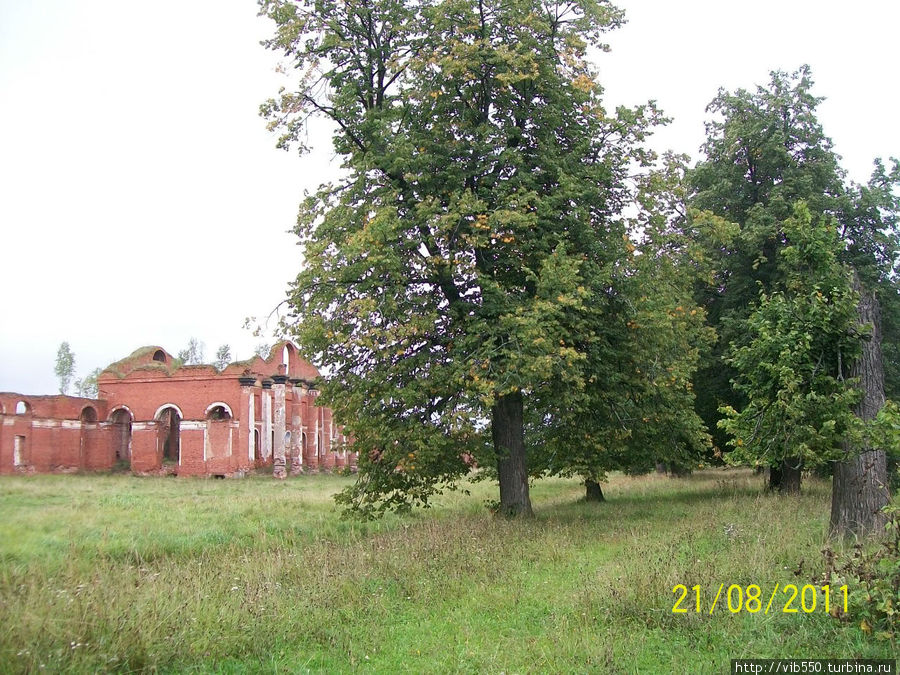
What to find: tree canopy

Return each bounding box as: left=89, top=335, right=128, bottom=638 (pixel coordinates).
left=686, top=66, right=898, bottom=533
left=261, top=0, right=707, bottom=516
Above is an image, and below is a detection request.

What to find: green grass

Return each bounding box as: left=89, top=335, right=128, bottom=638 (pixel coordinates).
left=0, top=470, right=894, bottom=673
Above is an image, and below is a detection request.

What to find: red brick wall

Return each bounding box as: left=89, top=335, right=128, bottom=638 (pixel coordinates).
left=0, top=394, right=110, bottom=474
left=1, top=341, right=347, bottom=478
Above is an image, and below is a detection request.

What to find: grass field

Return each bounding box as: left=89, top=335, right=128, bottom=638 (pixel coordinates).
left=0, top=469, right=895, bottom=673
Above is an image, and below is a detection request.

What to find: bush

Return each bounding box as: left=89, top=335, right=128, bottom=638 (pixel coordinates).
left=820, top=506, right=899, bottom=642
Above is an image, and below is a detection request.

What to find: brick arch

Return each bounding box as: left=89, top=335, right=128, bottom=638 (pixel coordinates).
left=107, top=405, right=134, bottom=423
left=15, top=400, right=32, bottom=416
left=205, top=401, right=234, bottom=419
left=155, top=404, right=182, bottom=464
left=109, top=407, right=133, bottom=462
left=279, top=341, right=299, bottom=377
left=154, top=403, right=184, bottom=421
left=80, top=406, right=98, bottom=423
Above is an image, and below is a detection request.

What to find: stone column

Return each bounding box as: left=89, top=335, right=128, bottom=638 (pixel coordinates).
left=272, top=374, right=288, bottom=479
left=334, top=422, right=346, bottom=470
left=305, top=388, right=319, bottom=473
left=320, top=406, right=335, bottom=471
left=239, top=376, right=257, bottom=470
left=289, top=378, right=304, bottom=475
left=261, top=379, right=273, bottom=462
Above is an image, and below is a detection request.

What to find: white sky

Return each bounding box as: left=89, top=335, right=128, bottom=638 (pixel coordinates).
left=1, top=0, right=897, bottom=395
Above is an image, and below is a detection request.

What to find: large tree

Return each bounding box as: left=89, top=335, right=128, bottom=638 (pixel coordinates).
left=829, top=160, right=900, bottom=536
left=689, top=67, right=898, bottom=532
left=718, top=203, right=861, bottom=484
left=688, top=66, right=847, bottom=490
left=529, top=154, right=714, bottom=498
left=261, top=0, right=682, bottom=516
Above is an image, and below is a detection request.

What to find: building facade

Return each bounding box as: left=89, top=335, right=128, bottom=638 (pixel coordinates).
left=0, top=341, right=354, bottom=477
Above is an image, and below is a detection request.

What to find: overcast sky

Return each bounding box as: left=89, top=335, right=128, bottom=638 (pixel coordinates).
left=1, top=0, right=897, bottom=395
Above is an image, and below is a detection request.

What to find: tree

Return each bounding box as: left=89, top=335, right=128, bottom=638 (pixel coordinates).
left=261, top=0, right=673, bottom=516
left=74, top=367, right=102, bottom=399
left=54, top=342, right=76, bottom=395
left=829, top=159, right=900, bottom=536
left=254, top=343, right=271, bottom=359
left=719, top=203, right=861, bottom=486
left=690, top=66, right=898, bottom=531
left=528, top=154, right=714, bottom=498
left=688, top=66, right=848, bottom=490
left=177, top=338, right=205, bottom=366
left=214, top=344, right=232, bottom=371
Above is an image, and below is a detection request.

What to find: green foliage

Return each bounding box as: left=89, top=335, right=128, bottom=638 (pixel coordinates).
left=821, top=505, right=900, bottom=642
left=530, top=157, right=715, bottom=481
left=54, top=341, right=76, bottom=395
left=720, top=203, right=861, bottom=469
left=214, top=344, right=232, bottom=371
left=261, top=0, right=693, bottom=515
left=688, top=66, right=853, bottom=452
left=177, top=337, right=205, bottom=366
left=689, top=66, right=900, bottom=472
left=74, top=367, right=102, bottom=399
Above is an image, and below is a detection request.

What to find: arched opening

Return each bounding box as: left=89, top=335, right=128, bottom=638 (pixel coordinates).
left=156, top=405, right=181, bottom=464
left=253, top=428, right=260, bottom=460
left=110, top=408, right=133, bottom=461
left=206, top=403, right=233, bottom=460
left=280, top=342, right=298, bottom=377
left=205, top=403, right=232, bottom=421
left=80, top=406, right=98, bottom=423
left=15, top=401, right=31, bottom=415
left=152, top=350, right=166, bottom=363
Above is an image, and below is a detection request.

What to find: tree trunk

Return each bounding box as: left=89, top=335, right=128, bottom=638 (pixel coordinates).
left=830, top=278, right=891, bottom=538
left=768, top=464, right=782, bottom=491
left=585, top=479, right=605, bottom=502
left=780, top=458, right=801, bottom=494
left=767, top=458, right=801, bottom=493
left=491, top=391, right=533, bottom=517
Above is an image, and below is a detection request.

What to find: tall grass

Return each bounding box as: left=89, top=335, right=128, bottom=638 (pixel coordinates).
left=0, top=470, right=892, bottom=672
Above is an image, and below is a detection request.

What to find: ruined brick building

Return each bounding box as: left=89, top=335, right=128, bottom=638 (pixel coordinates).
left=0, top=341, right=355, bottom=477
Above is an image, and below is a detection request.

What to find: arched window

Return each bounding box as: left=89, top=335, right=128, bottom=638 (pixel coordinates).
left=15, top=401, right=31, bottom=415
left=206, top=405, right=231, bottom=421
left=155, top=405, right=182, bottom=463
left=152, top=350, right=166, bottom=363
left=80, top=406, right=98, bottom=423
left=205, top=402, right=233, bottom=420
